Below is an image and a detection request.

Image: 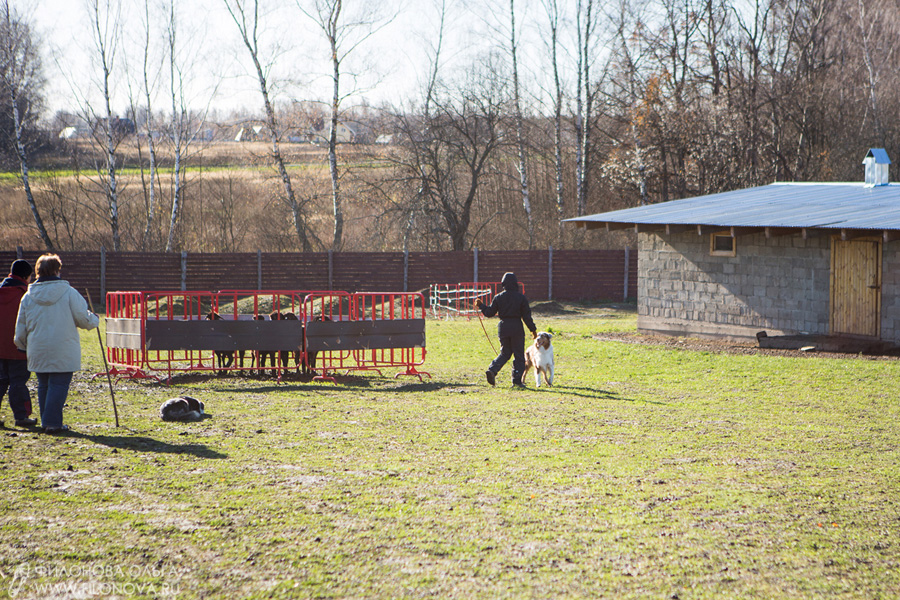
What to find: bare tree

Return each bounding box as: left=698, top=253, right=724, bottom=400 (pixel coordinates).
left=855, top=0, right=889, bottom=147
left=87, top=0, right=122, bottom=251
left=0, top=0, right=53, bottom=249
left=135, top=0, right=161, bottom=250
left=296, top=0, right=392, bottom=251
left=389, top=56, right=511, bottom=251
left=402, top=0, right=448, bottom=253
left=508, top=0, right=533, bottom=248
left=224, top=0, right=312, bottom=251
left=165, top=0, right=186, bottom=251
left=540, top=0, right=565, bottom=241
left=574, top=0, right=598, bottom=216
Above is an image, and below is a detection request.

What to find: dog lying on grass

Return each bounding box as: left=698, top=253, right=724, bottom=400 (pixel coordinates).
left=160, top=396, right=205, bottom=422
left=524, top=331, right=554, bottom=387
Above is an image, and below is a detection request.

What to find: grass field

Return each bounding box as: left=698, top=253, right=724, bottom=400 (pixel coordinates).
left=1, top=304, right=899, bottom=599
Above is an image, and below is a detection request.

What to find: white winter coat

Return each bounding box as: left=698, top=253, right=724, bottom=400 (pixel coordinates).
left=14, top=279, right=100, bottom=373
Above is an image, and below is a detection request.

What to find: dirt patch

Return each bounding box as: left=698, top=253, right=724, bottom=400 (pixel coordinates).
left=593, top=331, right=900, bottom=361
left=531, top=301, right=580, bottom=316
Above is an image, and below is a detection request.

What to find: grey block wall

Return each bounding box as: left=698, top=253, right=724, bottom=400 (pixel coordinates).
left=637, top=231, right=833, bottom=339
left=882, top=242, right=900, bottom=341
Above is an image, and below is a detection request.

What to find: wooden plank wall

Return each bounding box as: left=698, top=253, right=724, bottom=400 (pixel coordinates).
left=0, top=249, right=637, bottom=304
left=261, top=252, right=330, bottom=290
left=408, top=251, right=474, bottom=292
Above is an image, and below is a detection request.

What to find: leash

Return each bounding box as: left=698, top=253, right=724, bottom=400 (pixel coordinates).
left=477, top=311, right=498, bottom=355
left=472, top=290, right=498, bottom=354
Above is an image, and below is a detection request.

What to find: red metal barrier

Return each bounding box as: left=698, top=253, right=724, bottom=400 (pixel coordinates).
left=102, top=289, right=427, bottom=382
left=350, top=292, right=429, bottom=380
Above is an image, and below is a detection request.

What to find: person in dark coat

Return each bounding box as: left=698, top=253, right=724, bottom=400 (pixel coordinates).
left=0, top=259, right=35, bottom=426
left=476, top=272, right=537, bottom=388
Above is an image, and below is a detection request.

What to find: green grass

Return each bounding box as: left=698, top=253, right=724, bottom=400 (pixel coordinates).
left=1, top=303, right=899, bottom=599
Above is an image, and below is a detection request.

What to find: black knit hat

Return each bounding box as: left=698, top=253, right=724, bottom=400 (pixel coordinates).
left=10, top=259, right=32, bottom=279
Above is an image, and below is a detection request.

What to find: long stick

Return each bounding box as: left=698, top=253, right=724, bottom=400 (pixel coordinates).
left=86, top=290, right=119, bottom=427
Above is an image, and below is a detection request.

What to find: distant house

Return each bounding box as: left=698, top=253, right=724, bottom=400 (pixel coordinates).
left=566, top=149, right=900, bottom=348
left=234, top=125, right=264, bottom=142
left=58, top=126, right=91, bottom=140
left=309, top=121, right=358, bottom=144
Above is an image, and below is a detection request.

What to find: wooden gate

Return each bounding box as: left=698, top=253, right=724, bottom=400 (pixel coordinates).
left=830, top=238, right=881, bottom=337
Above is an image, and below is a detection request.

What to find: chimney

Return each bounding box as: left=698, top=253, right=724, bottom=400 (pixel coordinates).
left=863, top=148, right=891, bottom=186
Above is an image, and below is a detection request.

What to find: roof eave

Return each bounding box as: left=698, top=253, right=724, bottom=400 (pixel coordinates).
left=569, top=219, right=899, bottom=242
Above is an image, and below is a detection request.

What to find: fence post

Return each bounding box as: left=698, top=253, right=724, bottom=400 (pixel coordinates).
left=181, top=251, right=187, bottom=291
left=100, top=246, right=106, bottom=304
left=473, top=247, right=478, bottom=283
left=624, top=248, right=630, bottom=301
left=15, top=245, right=22, bottom=259
left=548, top=245, right=553, bottom=301
left=403, top=248, right=409, bottom=292
left=328, top=250, right=334, bottom=290
left=257, top=249, right=262, bottom=290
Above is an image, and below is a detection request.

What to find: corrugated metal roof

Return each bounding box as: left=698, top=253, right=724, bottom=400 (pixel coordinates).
left=564, top=182, right=900, bottom=231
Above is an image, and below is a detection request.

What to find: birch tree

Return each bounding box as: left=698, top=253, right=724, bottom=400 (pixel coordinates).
left=574, top=0, right=597, bottom=216
left=138, top=0, right=160, bottom=250
left=165, top=0, right=186, bottom=251
left=508, top=0, right=533, bottom=248
left=297, top=0, right=391, bottom=251
left=855, top=0, right=889, bottom=147
left=0, top=0, right=53, bottom=249
left=540, top=0, right=565, bottom=241
left=224, top=0, right=312, bottom=251
left=88, top=0, right=122, bottom=251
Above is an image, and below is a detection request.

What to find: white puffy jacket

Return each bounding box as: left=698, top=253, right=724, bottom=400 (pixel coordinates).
left=14, top=279, right=100, bottom=373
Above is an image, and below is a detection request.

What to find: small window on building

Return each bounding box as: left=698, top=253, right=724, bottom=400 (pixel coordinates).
left=710, top=233, right=736, bottom=256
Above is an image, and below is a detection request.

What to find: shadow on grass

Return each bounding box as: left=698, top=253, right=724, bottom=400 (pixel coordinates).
left=163, top=372, right=362, bottom=389
left=208, top=379, right=466, bottom=394
left=66, top=430, right=228, bottom=459
left=526, top=385, right=664, bottom=405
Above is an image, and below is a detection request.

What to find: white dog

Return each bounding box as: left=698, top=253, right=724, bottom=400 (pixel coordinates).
left=524, top=332, right=554, bottom=387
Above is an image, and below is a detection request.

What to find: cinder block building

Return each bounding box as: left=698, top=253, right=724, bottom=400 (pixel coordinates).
left=567, top=149, right=900, bottom=347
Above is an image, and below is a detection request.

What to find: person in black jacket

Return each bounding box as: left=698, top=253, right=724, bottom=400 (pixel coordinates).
left=476, top=272, right=537, bottom=388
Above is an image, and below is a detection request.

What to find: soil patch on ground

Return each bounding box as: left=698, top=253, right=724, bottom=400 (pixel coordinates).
left=531, top=301, right=581, bottom=316
left=594, top=331, right=900, bottom=361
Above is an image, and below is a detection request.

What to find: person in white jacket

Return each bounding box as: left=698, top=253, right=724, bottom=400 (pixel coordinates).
left=13, top=254, right=99, bottom=433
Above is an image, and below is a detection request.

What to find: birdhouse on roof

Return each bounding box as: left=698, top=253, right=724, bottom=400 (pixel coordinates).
left=863, top=148, right=891, bottom=186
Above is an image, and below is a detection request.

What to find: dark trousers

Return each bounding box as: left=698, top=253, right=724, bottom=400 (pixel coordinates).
left=488, top=331, right=526, bottom=384
left=0, top=359, right=32, bottom=420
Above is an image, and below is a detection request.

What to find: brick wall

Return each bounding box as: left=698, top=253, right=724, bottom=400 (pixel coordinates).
left=637, top=231, right=832, bottom=338
left=0, top=248, right=637, bottom=307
